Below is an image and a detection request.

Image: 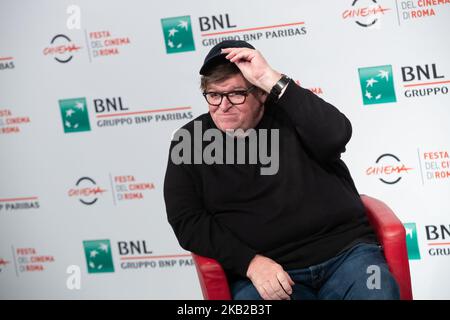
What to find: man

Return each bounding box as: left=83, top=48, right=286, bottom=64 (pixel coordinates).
left=164, top=40, right=400, bottom=300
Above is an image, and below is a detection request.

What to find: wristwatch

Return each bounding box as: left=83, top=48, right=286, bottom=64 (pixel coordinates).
left=269, top=74, right=291, bottom=102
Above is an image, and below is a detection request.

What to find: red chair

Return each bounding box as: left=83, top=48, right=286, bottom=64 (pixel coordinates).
left=192, top=195, right=413, bottom=300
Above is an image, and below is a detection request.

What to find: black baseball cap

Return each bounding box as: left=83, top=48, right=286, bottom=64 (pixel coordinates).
left=199, top=40, right=255, bottom=75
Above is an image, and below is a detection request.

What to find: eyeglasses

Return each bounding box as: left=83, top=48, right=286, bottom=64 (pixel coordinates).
left=203, top=86, right=256, bottom=106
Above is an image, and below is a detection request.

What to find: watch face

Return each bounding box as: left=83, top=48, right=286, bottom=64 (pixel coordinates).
left=279, top=75, right=290, bottom=86
left=277, top=76, right=290, bottom=89
left=271, top=85, right=282, bottom=95
left=269, top=75, right=290, bottom=100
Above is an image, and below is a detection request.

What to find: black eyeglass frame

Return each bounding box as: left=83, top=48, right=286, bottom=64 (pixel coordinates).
left=202, top=86, right=256, bottom=106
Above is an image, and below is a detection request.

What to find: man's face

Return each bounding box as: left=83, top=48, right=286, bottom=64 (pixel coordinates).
left=205, top=73, right=265, bottom=132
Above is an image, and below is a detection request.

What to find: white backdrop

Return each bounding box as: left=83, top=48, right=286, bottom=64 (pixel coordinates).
left=0, top=0, right=449, bottom=299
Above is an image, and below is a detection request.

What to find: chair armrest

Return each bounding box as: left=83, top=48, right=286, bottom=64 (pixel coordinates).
left=191, top=253, right=231, bottom=300
left=360, top=194, right=413, bottom=300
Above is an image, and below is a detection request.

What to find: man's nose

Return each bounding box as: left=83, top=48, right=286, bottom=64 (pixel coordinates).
left=218, top=96, right=233, bottom=111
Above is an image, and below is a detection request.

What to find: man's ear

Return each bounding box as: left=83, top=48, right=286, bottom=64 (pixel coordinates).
left=257, top=89, right=268, bottom=104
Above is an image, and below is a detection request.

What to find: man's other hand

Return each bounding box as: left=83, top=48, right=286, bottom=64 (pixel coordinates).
left=246, top=254, right=295, bottom=300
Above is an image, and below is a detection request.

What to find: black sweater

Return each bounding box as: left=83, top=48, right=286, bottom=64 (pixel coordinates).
left=163, top=82, right=376, bottom=279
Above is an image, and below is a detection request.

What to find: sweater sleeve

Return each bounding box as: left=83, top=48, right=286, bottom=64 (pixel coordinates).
left=163, top=142, right=257, bottom=277
left=275, top=82, right=353, bottom=164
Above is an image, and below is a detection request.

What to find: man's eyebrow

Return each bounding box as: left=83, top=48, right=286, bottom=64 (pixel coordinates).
left=208, top=86, right=247, bottom=92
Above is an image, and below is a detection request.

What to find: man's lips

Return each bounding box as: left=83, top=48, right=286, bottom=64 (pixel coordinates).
left=217, top=113, right=238, bottom=117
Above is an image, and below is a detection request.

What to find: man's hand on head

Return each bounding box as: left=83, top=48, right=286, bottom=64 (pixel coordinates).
left=222, top=48, right=282, bottom=93
left=246, top=254, right=295, bottom=300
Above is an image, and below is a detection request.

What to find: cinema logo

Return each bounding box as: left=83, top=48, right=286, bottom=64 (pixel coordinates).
left=83, top=239, right=193, bottom=273
left=366, top=154, right=413, bottom=184
left=419, top=150, right=450, bottom=184
left=0, top=196, right=40, bottom=213
left=68, top=175, right=154, bottom=205
left=161, top=13, right=307, bottom=52
left=401, top=63, right=449, bottom=98
left=0, top=56, right=15, bottom=70
left=342, top=0, right=391, bottom=28
left=111, top=175, right=155, bottom=203
left=0, top=109, right=31, bottom=135
left=15, top=247, right=55, bottom=274
left=397, top=0, right=449, bottom=24
left=44, top=30, right=131, bottom=63
left=43, top=34, right=82, bottom=63
left=86, top=30, right=131, bottom=61
left=68, top=177, right=107, bottom=205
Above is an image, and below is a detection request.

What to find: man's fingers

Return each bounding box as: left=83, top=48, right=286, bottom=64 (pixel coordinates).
left=221, top=48, right=234, bottom=54
left=225, top=49, right=248, bottom=62
left=257, top=285, right=270, bottom=300
left=229, top=51, right=255, bottom=63
left=277, top=273, right=293, bottom=295
left=286, top=272, right=295, bottom=286
left=222, top=47, right=242, bottom=59
left=263, top=282, right=281, bottom=300
left=222, top=47, right=248, bottom=55
left=222, top=48, right=254, bottom=63
left=270, top=279, right=290, bottom=300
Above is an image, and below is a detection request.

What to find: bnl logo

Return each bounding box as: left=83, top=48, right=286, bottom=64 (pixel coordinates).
left=83, top=239, right=114, bottom=273
left=404, top=223, right=421, bottom=260
left=358, top=65, right=397, bottom=105
left=161, top=16, right=195, bottom=54
left=59, top=97, right=91, bottom=133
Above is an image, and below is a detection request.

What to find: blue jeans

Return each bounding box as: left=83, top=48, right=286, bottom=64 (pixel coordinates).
left=231, top=243, right=400, bottom=300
